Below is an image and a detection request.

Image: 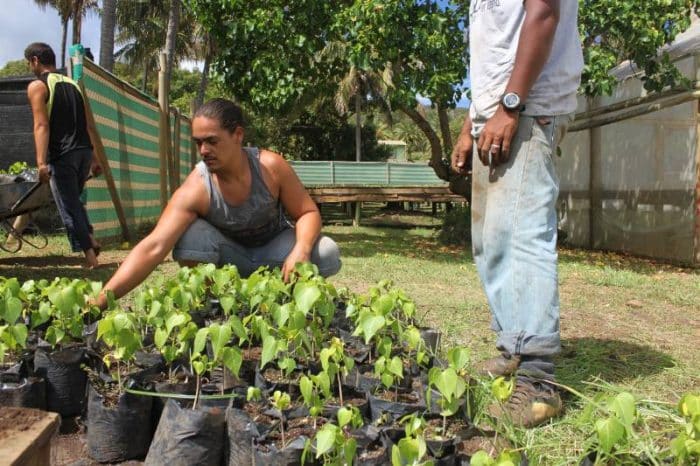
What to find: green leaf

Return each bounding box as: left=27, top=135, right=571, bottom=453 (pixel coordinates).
left=220, top=296, right=235, bottom=314
left=358, top=313, right=385, bottom=345
left=3, top=296, right=21, bottom=324
left=337, top=406, right=353, bottom=428
left=470, top=451, right=495, bottom=466
left=300, top=376, right=313, bottom=404
left=9, top=324, right=27, bottom=348
left=679, top=393, right=700, bottom=418
left=193, top=327, right=209, bottom=355
left=209, top=323, right=232, bottom=360
left=154, top=328, right=168, bottom=348
left=371, top=294, right=394, bottom=315
left=222, top=347, right=242, bottom=377
left=595, top=417, right=626, bottom=453
left=192, top=360, right=206, bottom=375
left=388, top=356, right=403, bottom=378
left=315, top=424, right=337, bottom=458
left=491, top=377, right=514, bottom=402
left=610, top=392, right=636, bottom=431
left=165, top=312, right=187, bottom=335
left=294, top=282, right=322, bottom=315
left=260, top=334, right=279, bottom=369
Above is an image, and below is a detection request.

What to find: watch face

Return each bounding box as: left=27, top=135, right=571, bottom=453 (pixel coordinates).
left=503, top=93, right=520, bottom=109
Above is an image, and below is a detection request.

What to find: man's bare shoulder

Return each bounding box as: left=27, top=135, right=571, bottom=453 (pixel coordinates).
left=170, top=168, right=209, bottom=213
left=27, top=80, right=47, bottom=98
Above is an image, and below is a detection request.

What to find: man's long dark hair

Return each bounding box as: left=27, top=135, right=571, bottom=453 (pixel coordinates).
left=195, top=98, right=246, bottom=133
left=24, top=42, right=56, bottom=67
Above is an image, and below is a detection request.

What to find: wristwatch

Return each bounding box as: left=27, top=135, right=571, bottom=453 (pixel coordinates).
left=501, top=92, right=526, bottom=113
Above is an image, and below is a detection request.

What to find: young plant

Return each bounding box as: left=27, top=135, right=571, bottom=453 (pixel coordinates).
left=97, top=309, right=142, bottom=393
left=425, top=365, right=467, bottom=435
left=0, top=278, right=28, bottom=364
left=43, top=278, right=97, bottom=347
left=320, top=337, right=355, bottom=405
left=190, top=322, right=242, bottom=406
left=373, top=336, right=404, bottom=398
left=669, top=392, right=699, bottom=464
left=300, top=371, right=332, bottom=429
left=303, top=406, right=364, bottom=466
left=391, top=414, right=433, bottom=466
left=270, top=390, right=291, bottom=447
left=152, top=305, right=198, bottom=382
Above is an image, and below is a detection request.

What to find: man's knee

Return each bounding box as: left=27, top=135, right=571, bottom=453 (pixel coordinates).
left=172, top=218, right=221, bottom=264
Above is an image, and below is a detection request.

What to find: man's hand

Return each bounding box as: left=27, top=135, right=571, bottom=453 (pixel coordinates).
left=477, top=107, right=519, bottom=166
left=451, top=131, right=473, bottom=176
left=38, top=164, right=51, bottom=184
left=281, top=244, right=311, bottom=282
left=90, top=157, right=103, bottom=178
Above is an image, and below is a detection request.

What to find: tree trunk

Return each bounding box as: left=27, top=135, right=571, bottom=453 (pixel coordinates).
left=60, top=20, right=68, bottom=69
left=99, top=0, right=117, bottom=71
left=195, top=37, right=212, bottom=110
left=399, top=104, right=447, bottom=179
left=399, top=104, right=470, bottom=200
left=142, top=57, right=149, bottom=91
left=437, top=103, right=453, bottom=156
left=355, top=93, right=362, bottom=162
left=72, top=0, right=84, bottom=44
left=164, top=0, right=180, bottom=79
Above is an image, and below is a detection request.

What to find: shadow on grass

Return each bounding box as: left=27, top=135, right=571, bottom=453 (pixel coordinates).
left=556, top=337, right=676, bottom=395
left=331, top=230, right=473, bottom=264
left=0, top=255, right=118, bottom=282
left=558, top=246, right=700, bottom=275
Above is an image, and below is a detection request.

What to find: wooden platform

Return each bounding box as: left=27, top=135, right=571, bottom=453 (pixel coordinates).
left=0, top=407, right=60, bottom=466
left=306, top=186, right=466, bottom=203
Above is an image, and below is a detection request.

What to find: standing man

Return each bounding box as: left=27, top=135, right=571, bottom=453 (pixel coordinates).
left=24, top=42, right=101, bottom=268
left=452, top=0, right=583, bottom=427
left=96, top=98, right=341, bottom=307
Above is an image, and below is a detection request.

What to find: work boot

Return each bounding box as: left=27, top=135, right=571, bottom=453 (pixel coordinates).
left=475, top=352, right=521, bottom=377
left=488, top=376, right=562, bottom=428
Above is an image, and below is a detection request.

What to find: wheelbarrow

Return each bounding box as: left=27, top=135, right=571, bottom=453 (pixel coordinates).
left=0, top=178, right=53, bottom=253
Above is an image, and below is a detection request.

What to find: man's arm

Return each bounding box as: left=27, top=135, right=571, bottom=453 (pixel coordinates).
left=97, top=173, right=204, bottom=307
left=476, top=0, right=560, bottom=166
left=27, top=80, right=51, bottom=183
left=451, top=113, right=473, bottom=176
left=262, top=150, right=322, bottom=281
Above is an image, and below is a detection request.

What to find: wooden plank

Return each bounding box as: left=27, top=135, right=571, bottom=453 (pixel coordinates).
left=306, top=186, right=466, bottom=203
left=0, top=408, right=60, bottom=466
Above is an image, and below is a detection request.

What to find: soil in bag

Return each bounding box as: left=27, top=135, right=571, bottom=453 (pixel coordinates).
left=368, top=388, right=426, bottom=424
left=33, top=346, right=87, bottom=416
left=0, top=372, right=46, bottom=409
left=145, top=398, right=226, bottom=466
left=225, top=405, right=260, bottom=466
left=86, top=384, right=153, bottom=463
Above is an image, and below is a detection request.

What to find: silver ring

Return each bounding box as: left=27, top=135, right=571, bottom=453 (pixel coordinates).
left=490, top=144, right=500, bottom=149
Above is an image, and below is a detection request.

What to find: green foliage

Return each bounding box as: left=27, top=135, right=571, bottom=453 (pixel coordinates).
left=578, top=0, right=694, bottom=96
left=0, top=162, right=30, bottom=175
left=470, top=450, right=522, bottom=466
left=491, top=377, right=514, bottom=403
left=391, top=414, right=433, bottom=466
left=437, top=205, right=471, bottom=247
left=0, top=60, right=31, bottom=78
left=669, top=393, right=700, bottom=464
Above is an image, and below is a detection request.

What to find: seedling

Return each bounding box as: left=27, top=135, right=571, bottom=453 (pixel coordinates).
left=391, top=414, right=433, bottom=466
left=320, top=337, right=355, bottom=405
left=270, top=390, right=291, bottom=447
left=191, top=322, right=242, bottom=406
left=300, top=371, right=332, bottom=429
left=97, top=309, right=142, bottom=393
left=303, top=406, right=363, bottom=465
left=470, top=450, right=522, bottom=466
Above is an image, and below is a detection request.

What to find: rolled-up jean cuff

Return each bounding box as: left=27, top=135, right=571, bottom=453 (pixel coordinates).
left=496, top=331, right=561, bottom=358
left=172, top=248, right=219, bottom=264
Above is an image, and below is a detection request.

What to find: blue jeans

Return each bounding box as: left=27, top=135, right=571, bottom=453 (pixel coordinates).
left=172, top=218, right=342, bottom=278
left=49, top=148, right=93, bottom=252
left=471, top=114, right=572, bottom=376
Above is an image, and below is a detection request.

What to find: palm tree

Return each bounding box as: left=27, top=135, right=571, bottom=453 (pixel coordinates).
left=319, top=41, right=394, bottom=162
left=71, top=0, right=98, bottom=46
left=33, top=0, right=72, bottom=68
left=99, top=0, right=117, bottom=71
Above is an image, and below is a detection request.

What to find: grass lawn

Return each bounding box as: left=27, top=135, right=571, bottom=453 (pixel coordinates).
left=1, top=207, right=698, bottom=464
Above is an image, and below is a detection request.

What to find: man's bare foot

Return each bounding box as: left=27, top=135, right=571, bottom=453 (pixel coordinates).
left=89, top=234, right=101, bottom=257
left=84, top=248, right=99, bottom=269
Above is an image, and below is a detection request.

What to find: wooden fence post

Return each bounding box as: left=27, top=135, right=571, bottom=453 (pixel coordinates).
left=158, top=52, right=170, bottom=208
left=171, top=107, right=181, bottom=193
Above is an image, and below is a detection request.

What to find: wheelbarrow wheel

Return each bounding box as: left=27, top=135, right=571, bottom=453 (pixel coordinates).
left=0, top=220, right=22, bottom=253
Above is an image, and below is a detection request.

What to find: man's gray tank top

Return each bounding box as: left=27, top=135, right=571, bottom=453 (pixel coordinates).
left=196, top=147, right=290, bottom=248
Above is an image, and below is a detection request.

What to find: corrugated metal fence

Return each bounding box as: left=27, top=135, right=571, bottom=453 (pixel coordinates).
left=289, top=161, right=446, bottom=186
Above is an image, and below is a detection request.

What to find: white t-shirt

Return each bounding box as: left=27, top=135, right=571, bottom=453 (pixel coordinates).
left=468, top=0, right=583, bottom=123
